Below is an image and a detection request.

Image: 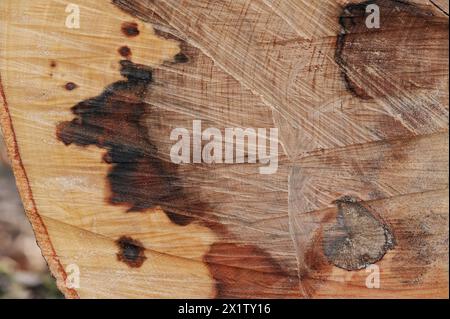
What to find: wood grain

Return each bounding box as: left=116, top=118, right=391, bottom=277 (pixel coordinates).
left=0, top=0, right=448, bottom=298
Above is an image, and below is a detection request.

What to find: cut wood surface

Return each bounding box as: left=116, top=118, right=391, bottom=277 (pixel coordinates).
left=0, top=0, right=448, bottom=298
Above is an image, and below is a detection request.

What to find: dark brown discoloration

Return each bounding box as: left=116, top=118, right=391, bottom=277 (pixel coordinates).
left=50, top=60, right=57, bottom=68
left=118, top=46, right=132, bottom=59
left=64, top=82, right=78, bottom=91
left=392, top=213, right=449, bottom=284
left=204, top=243, right=302, bottom=298
left=174, top=52, right=189, bottom=63
left=336, top=0, right=449, bottom=99
left=300, top=222, right=335, bottom=296
left=55, top=55, right=291, bottom=295
left=58, top=4, right=303, bottom=297
left=116, top=236, right=147, bottom=268
left=114, top=0, right=185, bottom=40
left=56, top=60, right=197, bottom=226
left=323, top=196, right=395, bottom=271
left=121, top=22, right=140, bottom=37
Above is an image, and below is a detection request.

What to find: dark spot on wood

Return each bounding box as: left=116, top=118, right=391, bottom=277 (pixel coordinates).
left=164, top=211, right=193, bottom=226
left=121, top=22, right=140, bottom=37
left=174, top=52, right=189, bottom=63
left=322, top=196, right=395, bottom=271
left=335, top=0, right=449, bottom=99
left=50, top=60, right=57, bottom=68
left=64, top=82, right=78, bottom=91
left=116, top=236, right=147, bottom=268
left=56, top=60, right=199, bottom=226
left=118, top=46, right=132, bottom=59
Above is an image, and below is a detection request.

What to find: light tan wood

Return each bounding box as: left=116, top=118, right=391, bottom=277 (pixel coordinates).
left=0, top=0, right=448, bottom=298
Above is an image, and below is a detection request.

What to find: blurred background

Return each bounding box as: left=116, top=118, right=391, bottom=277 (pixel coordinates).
left=0, top=131, right=62, bottom=299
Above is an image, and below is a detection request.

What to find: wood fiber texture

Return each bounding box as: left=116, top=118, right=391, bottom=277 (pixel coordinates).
left=0, top=0, right=448, bottom=298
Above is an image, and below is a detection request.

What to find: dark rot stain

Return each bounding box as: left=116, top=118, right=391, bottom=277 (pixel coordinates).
left=57, top=8, right=295, bottom=297
left=64, top=82, right=78, bottom=91
left=204, top=243, right=303, bottom=298
left=118, top=46, right=132, bottom=59
left=322, top=196, right=395, bottom=271
left=56, top=60, right=196, bottom=226
left=174, top=52, right=189, bottom=63
left=121, top=22, right=140, bottom=37
left=335, top=0, right=449, bottom=99
left=116, top=236, right=147, bottom=268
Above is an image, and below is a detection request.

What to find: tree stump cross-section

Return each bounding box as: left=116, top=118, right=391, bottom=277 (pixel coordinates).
left=0, top=0, right=448, bottom=298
